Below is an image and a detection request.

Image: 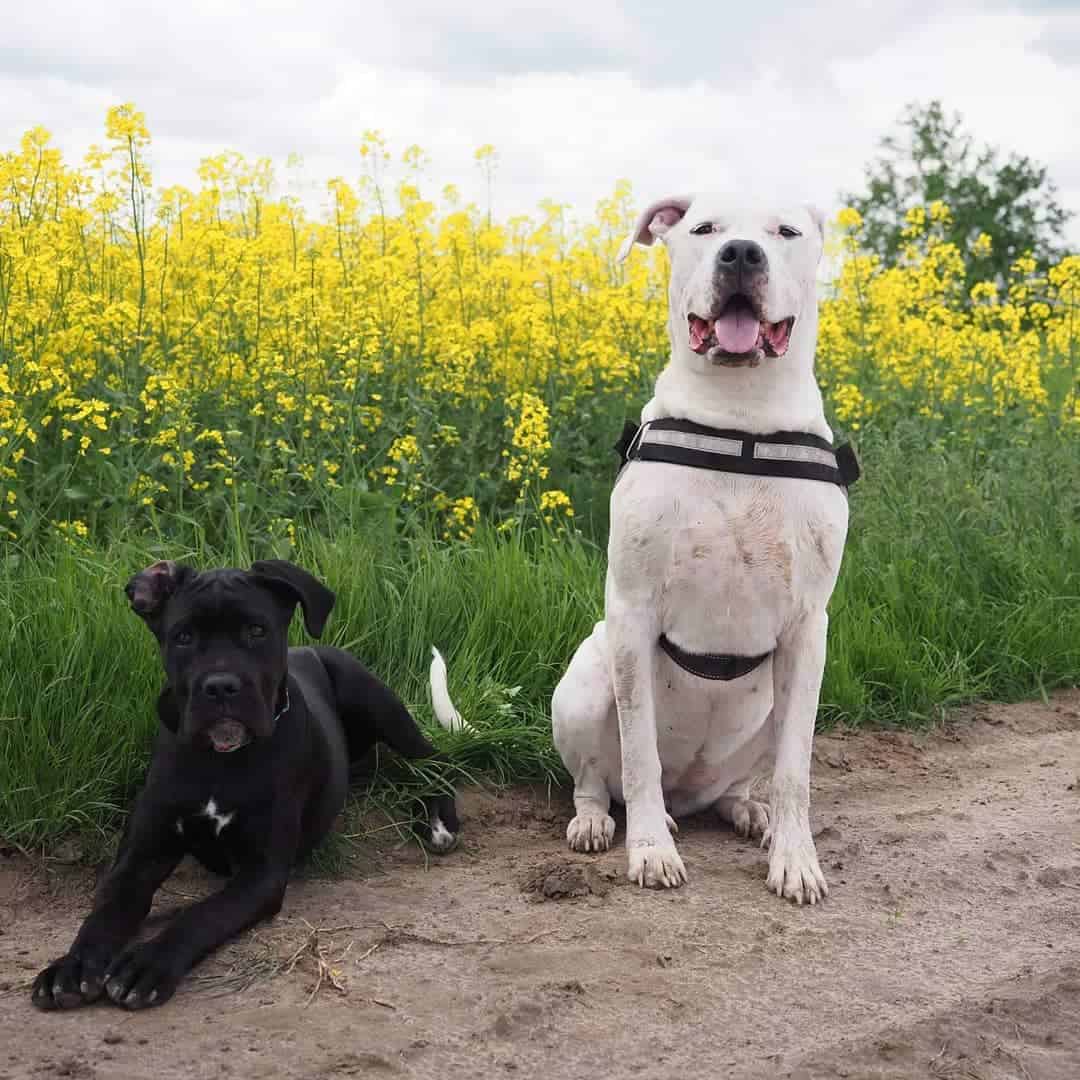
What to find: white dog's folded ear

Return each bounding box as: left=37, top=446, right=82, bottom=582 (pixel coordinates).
left=616, top=194, right=694, bottom=263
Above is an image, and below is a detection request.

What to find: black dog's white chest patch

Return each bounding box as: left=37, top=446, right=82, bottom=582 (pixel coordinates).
left=175, top=798, right=236, bottom=839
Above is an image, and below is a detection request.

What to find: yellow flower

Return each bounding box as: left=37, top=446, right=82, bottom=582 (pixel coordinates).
left=835, top=207, right=863, bottom=231
left=54, top=519, right=89, bottom=540
left=539, top=489, right=574, bottom=516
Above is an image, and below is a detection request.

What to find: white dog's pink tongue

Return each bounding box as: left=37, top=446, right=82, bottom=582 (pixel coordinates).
left=712, top=307, right=760, bottom=354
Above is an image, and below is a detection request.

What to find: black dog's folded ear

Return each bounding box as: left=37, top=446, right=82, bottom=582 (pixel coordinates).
left=249, top=560, right=336, bottom=638
left=125, top=561, right=193, bottom=632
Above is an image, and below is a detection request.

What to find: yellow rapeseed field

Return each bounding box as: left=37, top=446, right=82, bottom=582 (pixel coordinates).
left=1, top=106, right=1077, bottom=545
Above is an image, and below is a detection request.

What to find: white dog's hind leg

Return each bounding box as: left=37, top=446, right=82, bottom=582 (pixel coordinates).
left=566, top=770, right=616, bottom=853
left=766, top=612, right=830, bottom=905
left=553, top=627, right=618, bottom=854
left=714, top=795, right=770, bottom=842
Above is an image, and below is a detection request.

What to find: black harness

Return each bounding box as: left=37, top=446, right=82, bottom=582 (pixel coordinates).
left=616, top=417, right=860, bottom=488
left=614, top=417, right=860, bottom=682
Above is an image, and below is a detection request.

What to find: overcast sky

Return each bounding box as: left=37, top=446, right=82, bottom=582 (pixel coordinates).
left=3, top=0, right=1079, bottom=241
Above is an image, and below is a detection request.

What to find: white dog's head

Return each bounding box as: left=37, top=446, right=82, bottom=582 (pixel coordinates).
left=619, top=194, right=824, bottom=374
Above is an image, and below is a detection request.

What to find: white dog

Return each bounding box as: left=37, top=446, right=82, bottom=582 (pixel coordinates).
left=550, top=194, right=852, bottom=904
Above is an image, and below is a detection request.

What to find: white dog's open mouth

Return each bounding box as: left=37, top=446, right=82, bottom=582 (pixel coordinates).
left=688, top=295, right=794, bottom=364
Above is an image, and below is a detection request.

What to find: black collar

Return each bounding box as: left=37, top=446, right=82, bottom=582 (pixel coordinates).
left=616, top=418, right=860, bottom=488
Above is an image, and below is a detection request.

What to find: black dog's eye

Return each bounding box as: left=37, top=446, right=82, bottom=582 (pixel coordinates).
left=689, top=222, right=713, bottom=236
left=247, top=624, right=267, bottom=640
left=174, top=628, right=194, bottom=647
left=778, top=224, right=802, bottom=238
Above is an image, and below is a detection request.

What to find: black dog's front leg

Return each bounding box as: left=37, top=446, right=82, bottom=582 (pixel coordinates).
left=102, top=819, right=299, bottom=1010
left=32, top=807, right=183, bottom=1010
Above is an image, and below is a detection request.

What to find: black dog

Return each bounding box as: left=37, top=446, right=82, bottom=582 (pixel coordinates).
left=32, top=559, right=460, bottom=1011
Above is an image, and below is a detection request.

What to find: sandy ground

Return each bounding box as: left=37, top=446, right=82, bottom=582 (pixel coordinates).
left=2, top=691, right=1079, bottom=1080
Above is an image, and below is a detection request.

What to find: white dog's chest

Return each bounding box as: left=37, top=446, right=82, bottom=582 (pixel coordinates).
left=610, top=463, right=848, bottom=657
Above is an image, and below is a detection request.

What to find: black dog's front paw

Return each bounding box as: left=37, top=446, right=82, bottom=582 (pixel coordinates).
left=104, top=941, right=186, bottom=1010
left=32, top=947, right=111, bottom=1010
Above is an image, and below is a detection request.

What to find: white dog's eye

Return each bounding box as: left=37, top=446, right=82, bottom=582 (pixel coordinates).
left=778, top=225, right=802, bottom=238
left=689, top=222, right=713, bottom=236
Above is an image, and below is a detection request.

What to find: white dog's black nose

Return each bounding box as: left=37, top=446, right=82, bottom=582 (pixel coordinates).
left=202, top=673, right=242, bottom=701
left=718, top=239, right=767, bottom=274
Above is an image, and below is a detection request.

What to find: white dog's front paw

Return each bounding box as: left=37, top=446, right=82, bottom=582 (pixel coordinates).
left=567, top=812, right=616, bottom=853
left=766, top=831, right=828, bottom=905
left=626, top=841, right=687, bottom=889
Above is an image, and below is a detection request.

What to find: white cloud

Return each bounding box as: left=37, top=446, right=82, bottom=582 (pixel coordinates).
left=2, top=0, right=1077, bottom=242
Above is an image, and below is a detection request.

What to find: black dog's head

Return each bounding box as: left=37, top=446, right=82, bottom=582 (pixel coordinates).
left=125, top=559, right=335, bottom=752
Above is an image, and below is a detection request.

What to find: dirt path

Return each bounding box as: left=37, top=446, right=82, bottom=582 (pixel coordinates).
left=2, top=693, right=1079, bottom=1080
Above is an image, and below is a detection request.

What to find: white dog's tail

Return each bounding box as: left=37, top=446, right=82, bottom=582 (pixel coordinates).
left=429, top=646, right=474, bottom=734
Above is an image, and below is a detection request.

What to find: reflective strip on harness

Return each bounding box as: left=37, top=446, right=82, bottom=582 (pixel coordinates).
left=645, top=428, right=744, bottom=458
left=659, top=634, right=771, bottom=681
left=615, top=418, right=860, bottom=488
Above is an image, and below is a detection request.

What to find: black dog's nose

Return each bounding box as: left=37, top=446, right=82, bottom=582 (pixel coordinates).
left=203, top=673, right=242, bottom=701
left=718, top=239, right=767, bottom=274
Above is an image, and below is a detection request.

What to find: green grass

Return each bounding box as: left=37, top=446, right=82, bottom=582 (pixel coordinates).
left=2, top=429, right=1079, bottom=853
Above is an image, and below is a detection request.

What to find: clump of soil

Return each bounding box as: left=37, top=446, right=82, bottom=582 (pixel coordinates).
left=520, top=859, right=614, bottom=900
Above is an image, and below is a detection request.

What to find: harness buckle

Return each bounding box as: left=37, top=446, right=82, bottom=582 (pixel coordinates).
left=624, top=421, right=648, bottom=462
